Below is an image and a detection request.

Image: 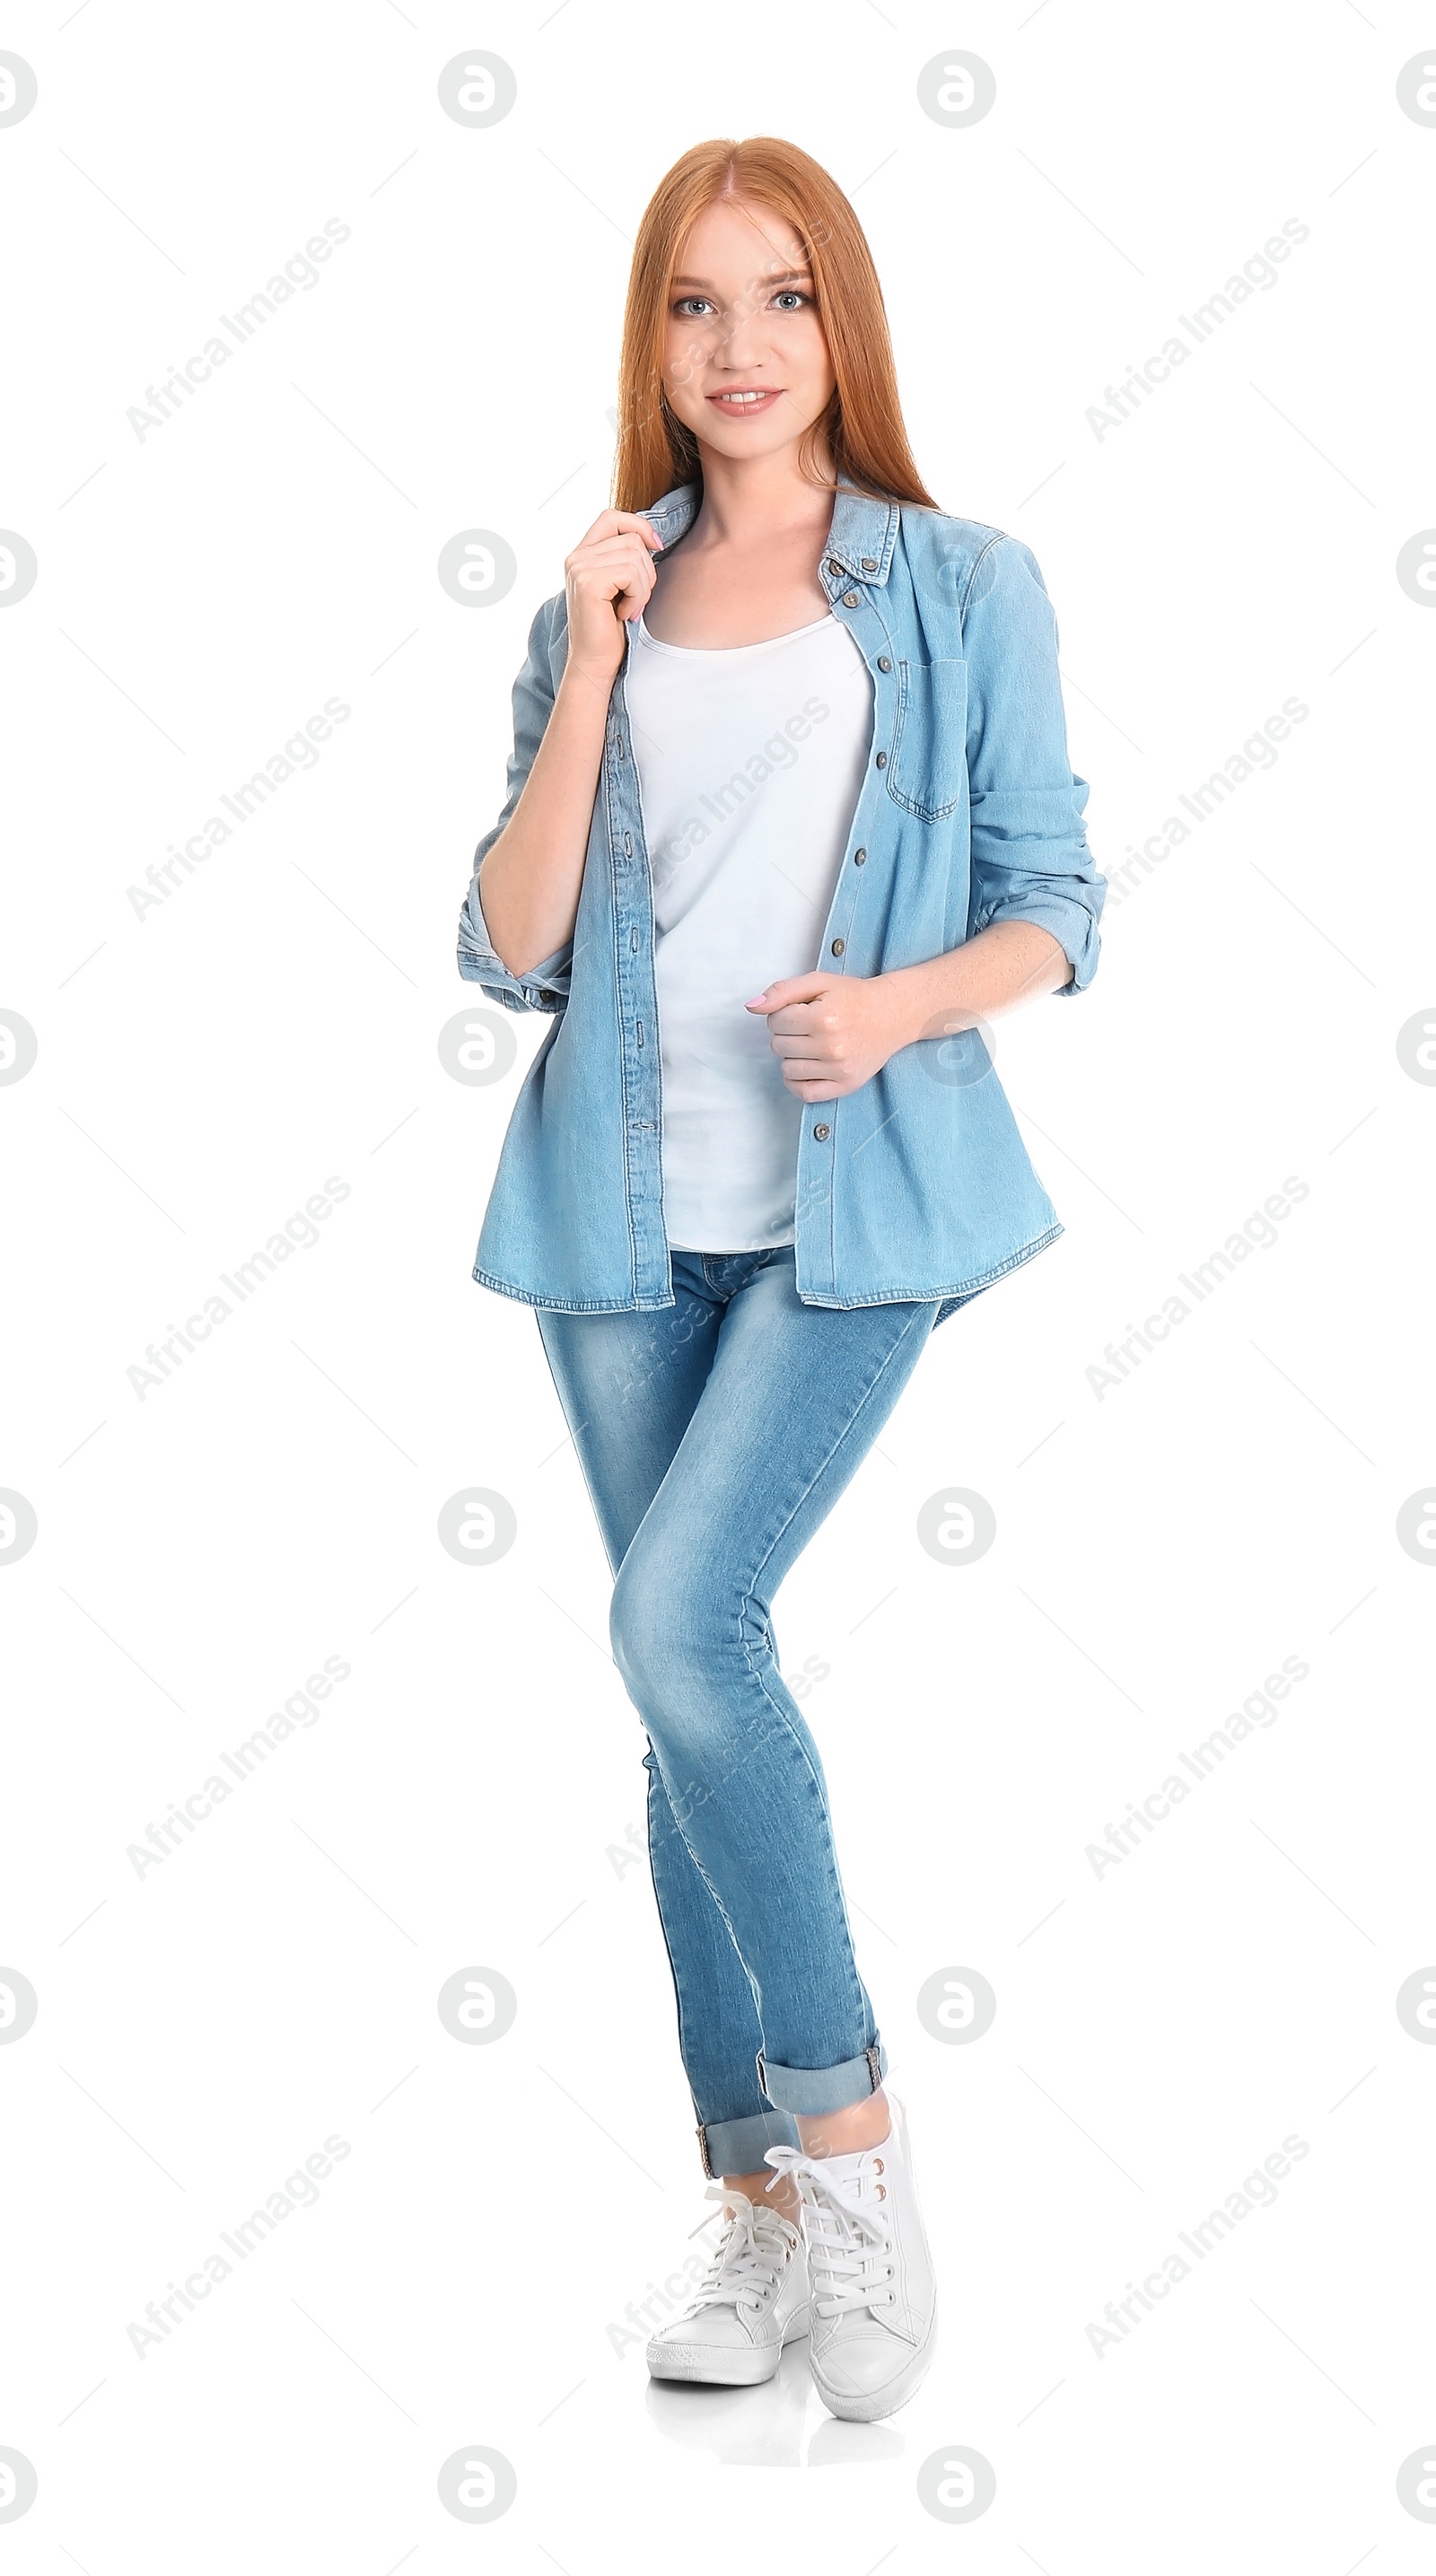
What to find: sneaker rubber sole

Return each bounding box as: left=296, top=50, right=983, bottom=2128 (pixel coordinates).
left=646, top=2305, right=810, bottom=2387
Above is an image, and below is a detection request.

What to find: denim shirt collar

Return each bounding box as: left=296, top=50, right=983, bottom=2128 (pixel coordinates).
left=639, top=478, right=901, bottom=589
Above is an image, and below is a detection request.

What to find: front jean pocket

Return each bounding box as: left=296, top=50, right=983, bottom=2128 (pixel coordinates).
left=886, top=657, right=968, bottom=821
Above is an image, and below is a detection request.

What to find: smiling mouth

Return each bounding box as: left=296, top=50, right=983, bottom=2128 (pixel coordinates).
left=706, top=388, right=784, bottom=412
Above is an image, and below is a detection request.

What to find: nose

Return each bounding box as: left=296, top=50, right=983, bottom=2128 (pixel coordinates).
left=719, top=296, right=772, bottom=372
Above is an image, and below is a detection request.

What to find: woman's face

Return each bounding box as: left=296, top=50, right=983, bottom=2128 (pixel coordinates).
left=661, top=196, right=836, bottom=470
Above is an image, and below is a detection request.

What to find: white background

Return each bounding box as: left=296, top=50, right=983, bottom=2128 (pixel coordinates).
left=3, top=0, right=1435, bottom=2565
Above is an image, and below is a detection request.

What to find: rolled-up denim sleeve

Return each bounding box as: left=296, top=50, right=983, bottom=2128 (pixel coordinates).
left=457, top=593, right=575, bottom=1015
left=960, top=536, right=1106, bottom=995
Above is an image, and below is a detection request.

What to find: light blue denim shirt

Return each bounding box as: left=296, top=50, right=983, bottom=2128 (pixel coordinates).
left=458, top=480, right=1105, bottom=1326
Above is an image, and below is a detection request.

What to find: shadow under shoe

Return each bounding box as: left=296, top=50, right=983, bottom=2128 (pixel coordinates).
left=644, top=2341, right=813, bottom=2466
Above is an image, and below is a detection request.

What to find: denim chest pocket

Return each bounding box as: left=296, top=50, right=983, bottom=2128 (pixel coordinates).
left=886, top=657, right=969, bottom=821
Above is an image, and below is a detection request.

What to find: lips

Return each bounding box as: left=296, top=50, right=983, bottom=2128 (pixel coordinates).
left=705, top=388, right=784, bottom=415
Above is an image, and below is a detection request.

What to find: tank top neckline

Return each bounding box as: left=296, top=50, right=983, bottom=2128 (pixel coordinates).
left=632, top=610, right=836, bottom=660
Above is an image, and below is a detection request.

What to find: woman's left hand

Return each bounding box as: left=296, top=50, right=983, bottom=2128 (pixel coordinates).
left=744, top=971, right=920, bottom=1102
left=746, top=922, right=1073, bottom=1100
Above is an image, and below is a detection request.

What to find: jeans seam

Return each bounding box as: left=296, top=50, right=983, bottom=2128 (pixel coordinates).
left=644, top=1751, right=767, bottom=2143
left=730, top=1298, right=937, bottom=2064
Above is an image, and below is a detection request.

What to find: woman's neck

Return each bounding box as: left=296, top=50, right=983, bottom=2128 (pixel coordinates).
left=685, top=441, right=836, bottom=553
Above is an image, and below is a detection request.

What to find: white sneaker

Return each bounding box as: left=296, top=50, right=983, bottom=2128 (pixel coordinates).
left=765, top=2094, right=937, bottom=2422
left=645, top=2183, right=810, bottom=2387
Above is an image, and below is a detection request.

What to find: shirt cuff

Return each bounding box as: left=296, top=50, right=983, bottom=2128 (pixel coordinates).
left=973, top=893, right=1102, bottom=996
left=457, top=871, right=572, bottom=1014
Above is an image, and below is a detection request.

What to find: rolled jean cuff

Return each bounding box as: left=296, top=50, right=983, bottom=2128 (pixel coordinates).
left=698, top=2107, right=800, bottom=2179
left=757, top=2039, right=887, bottom=2118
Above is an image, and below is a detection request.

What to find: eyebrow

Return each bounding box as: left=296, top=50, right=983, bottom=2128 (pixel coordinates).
left=670, top=269, right=813, bottom=290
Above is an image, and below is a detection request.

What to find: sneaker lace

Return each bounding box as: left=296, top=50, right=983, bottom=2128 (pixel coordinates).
left=763, top=2148, right=894, bottom=2320
left=686, top=2184, right=794, bottom=2317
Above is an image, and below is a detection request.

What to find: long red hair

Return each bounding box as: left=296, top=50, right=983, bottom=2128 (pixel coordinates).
left=613, top=137, right=939, bottom=514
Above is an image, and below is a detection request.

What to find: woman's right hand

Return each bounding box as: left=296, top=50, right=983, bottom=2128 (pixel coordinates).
left=562, top=509, right=663, bottom=683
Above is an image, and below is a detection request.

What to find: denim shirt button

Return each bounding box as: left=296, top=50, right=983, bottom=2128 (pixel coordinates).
left=826, top=557, right=842, bottom=576
left=861, top=556, right=878, bottom=571
left=878, top=655, right=892, bottom=671
left=843, top=590, right=860, bottom=607
left=830, top=939, right=845, bottom=956
left=875, top=751, right=888, bottom=768
left=813, top=1123, right=831, bottom=1141
left=853, top=847, right=867, bottom=864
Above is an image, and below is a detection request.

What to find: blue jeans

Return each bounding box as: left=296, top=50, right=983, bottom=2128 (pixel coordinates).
left=537, top=1247, right=940, bottom=2175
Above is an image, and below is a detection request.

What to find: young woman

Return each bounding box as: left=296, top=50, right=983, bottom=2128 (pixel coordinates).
left=459, top=136, right=1105, bottom=2423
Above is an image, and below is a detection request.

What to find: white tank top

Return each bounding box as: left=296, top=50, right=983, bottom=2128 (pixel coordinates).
left=624, top=610, right=873, bottom=1252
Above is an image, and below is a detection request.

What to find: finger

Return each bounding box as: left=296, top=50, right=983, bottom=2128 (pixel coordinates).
left=613, top=540, right=661, bottom=596
left=575, top=508, right=665, bottom=553
left=749, top=973, right=831, bottom=1008
left=565, top=547, right=661, bottom=600
left=569, top=543, right=658, bottom=613
left=743, top=974, right=831, bottom=1013
left=766, top=1017, right=829, bottom=1043
left=569, top=536, right=660, bottom=581
left=782, top=1074, right=844, bottom=1099
left=613, top=551, right=659, bottom=605
left=766, top=1008, right=836, bottom=1037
